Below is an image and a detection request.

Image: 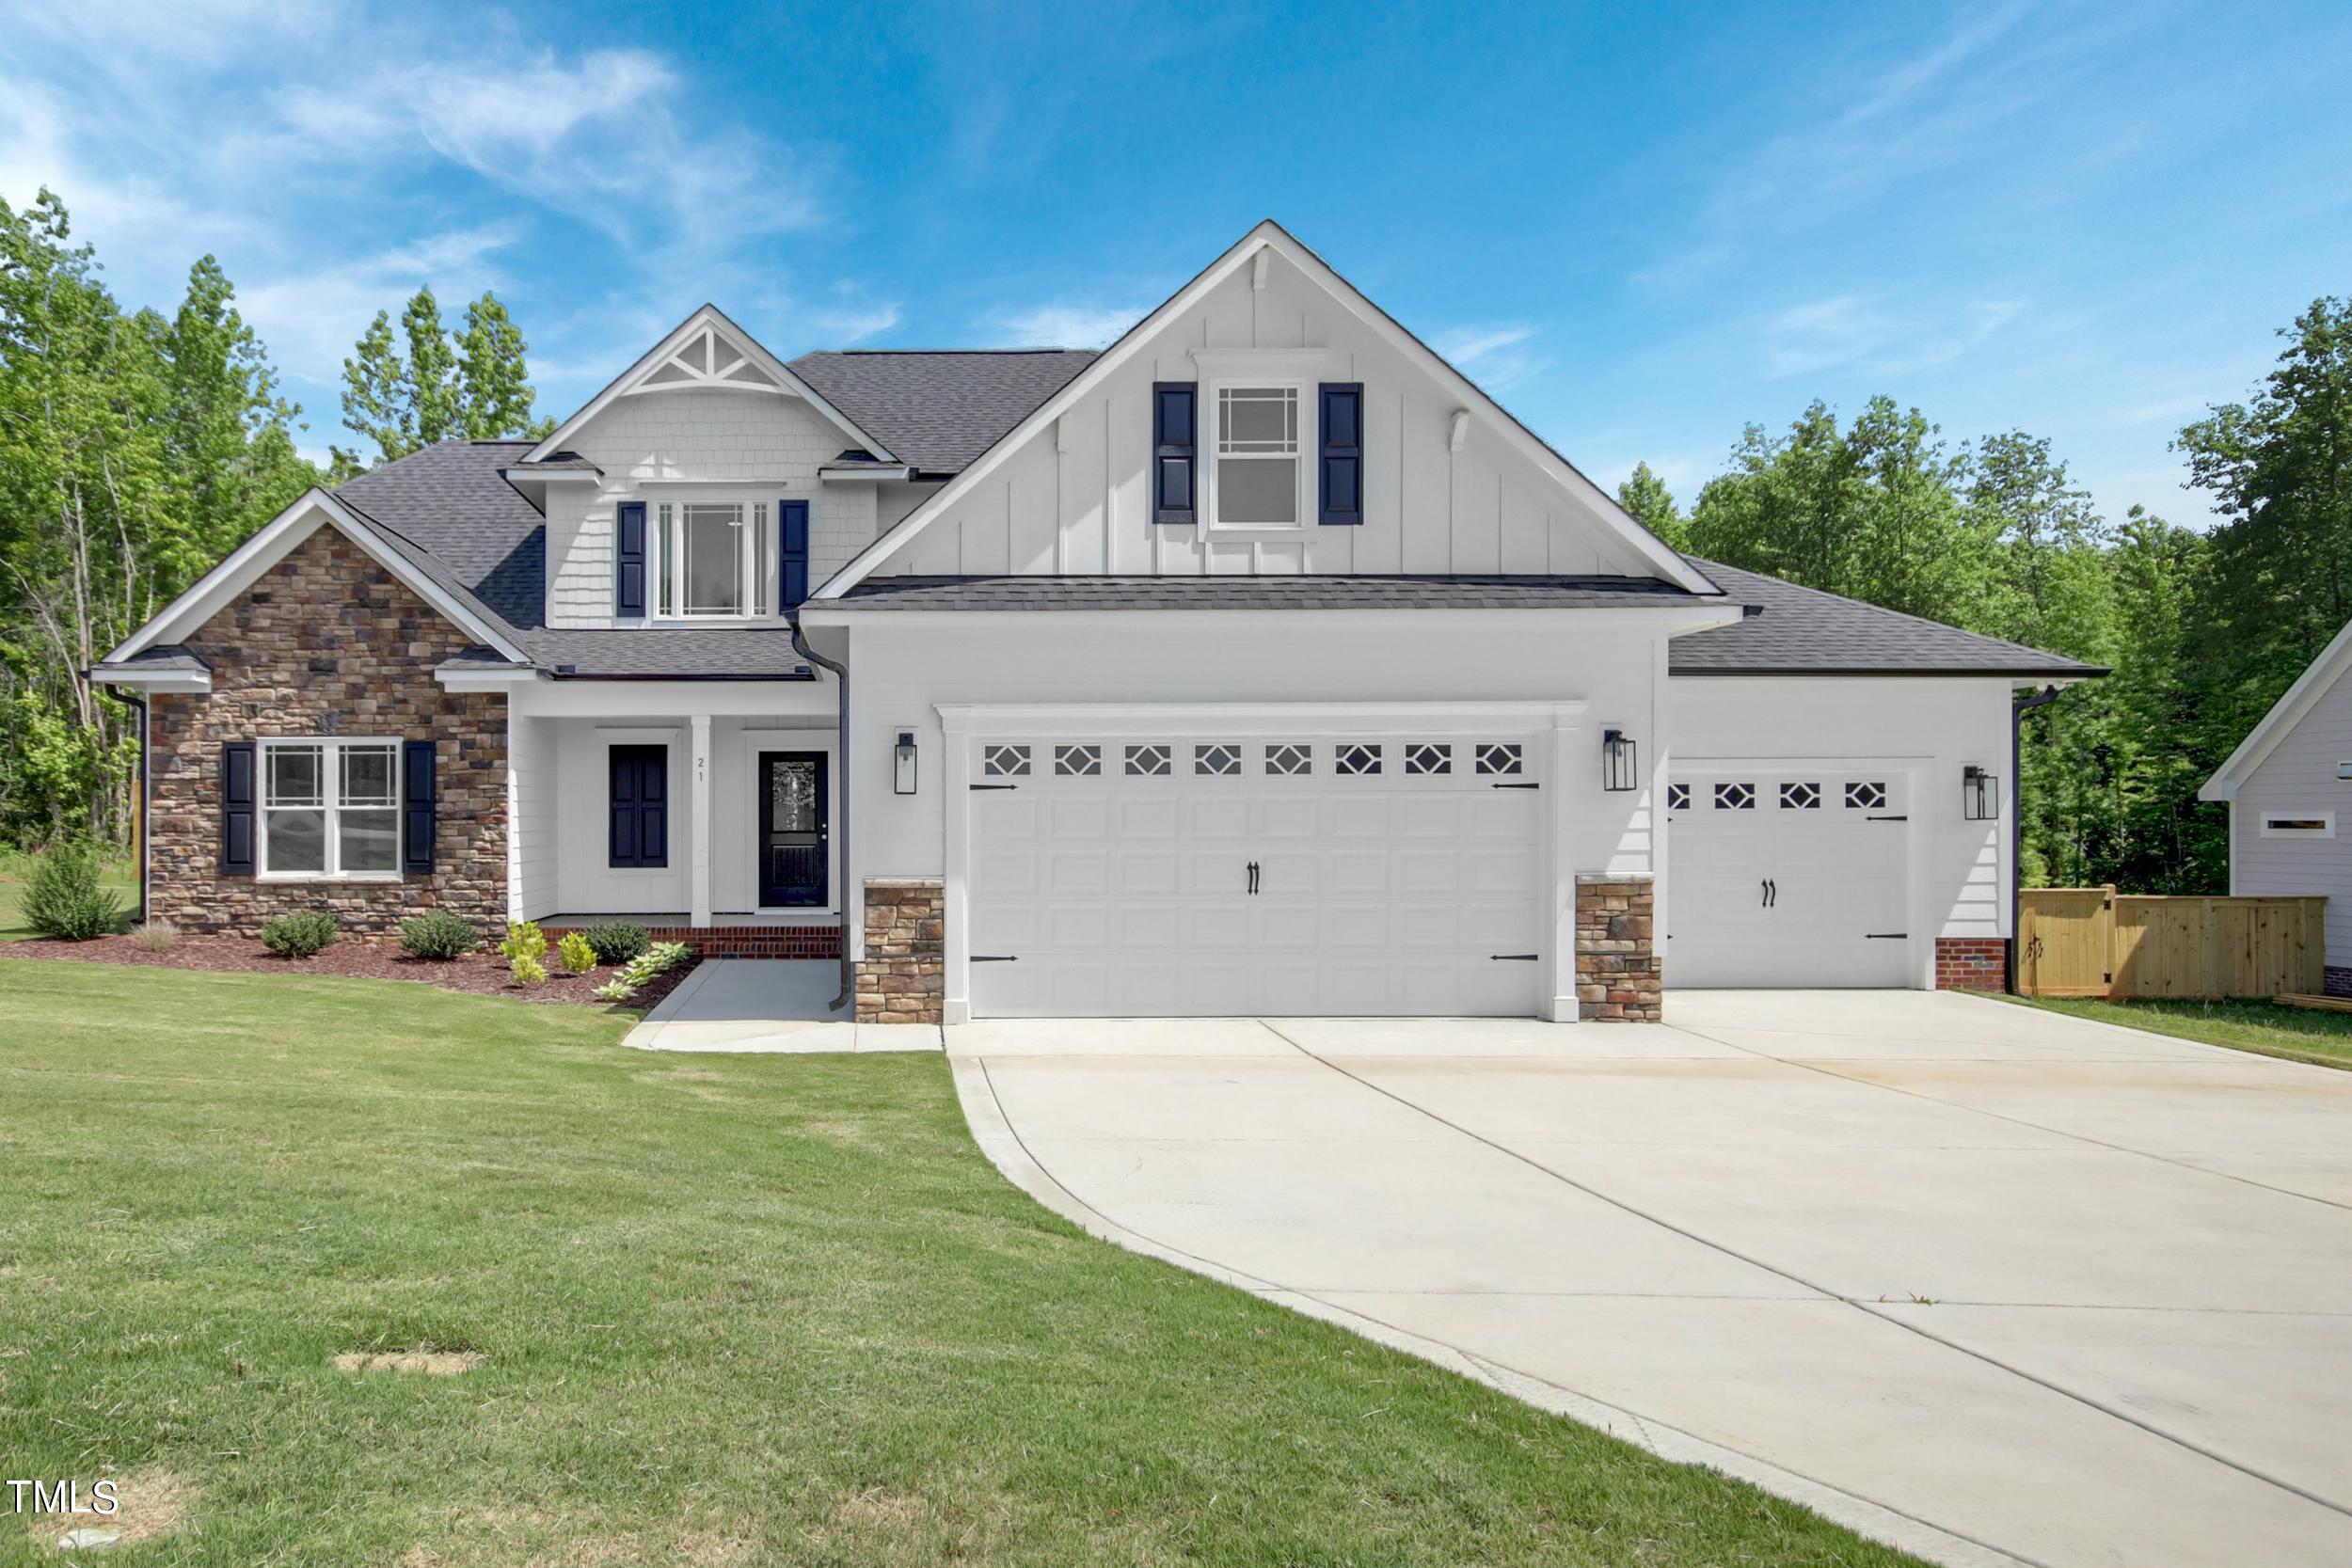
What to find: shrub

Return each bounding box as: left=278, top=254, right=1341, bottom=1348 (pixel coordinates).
left=21, top=842, right=123, bottom=941
left=591, top=977, right=639, bottom=1004
left=399, top=910, right=478, bottom=960
left=501, top=920, right=548, bottom=986
left=558, top=930, right=597, bottom=975
left=617, top=940, right=691, bottom=989
left=582, top=921, right=652, bottom=966
left=130, top=918, right=179, bottom=953
left=260, top=911, right=340, bottom=958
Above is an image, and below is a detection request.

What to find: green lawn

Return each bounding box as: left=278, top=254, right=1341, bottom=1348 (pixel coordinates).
left=0, top=958, right=1915, bottom=1567
left=2005, top=993, right=2352, bottom=1070
left=0, top=853, right=136, bottom=940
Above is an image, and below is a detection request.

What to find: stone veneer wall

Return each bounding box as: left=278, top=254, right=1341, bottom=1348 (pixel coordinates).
left=148, top=527, right=507, bottom=937
left=1575, top=875, right=1661, bottom=1022
left=1933, top=936, right=2009, bottom=992
left=856, top=878, right=944, bottom=1023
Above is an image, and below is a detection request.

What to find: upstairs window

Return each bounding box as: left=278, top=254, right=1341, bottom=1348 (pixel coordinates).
left=655, top=500, right=771, bottom=618
left=1212, top=384, right=1302, bottom=526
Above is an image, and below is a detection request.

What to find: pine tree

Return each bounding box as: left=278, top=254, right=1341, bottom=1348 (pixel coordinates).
left=338, top=287, right=553, bottom=469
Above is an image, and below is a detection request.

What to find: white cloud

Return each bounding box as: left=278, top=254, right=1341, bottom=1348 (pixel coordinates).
left=1432, top=323, right=1549, bottom=392
left=1759, top=293, right=2021, bottom=380
left=984, top=302, right=1148, bottom=347
left=240, top=224, right=521, bottom=383
left=809, top=300, right=903, bottom=344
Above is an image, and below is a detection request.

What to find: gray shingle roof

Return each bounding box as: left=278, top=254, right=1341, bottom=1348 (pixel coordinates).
left=787, top=350, right=1098, bottom=474
left=1670, top=559, right=2104, bottom=677
left=835, top=575, right=1702, bottom=611
left=335, top=440, right=547, bottom=629
left=94, top=643, right=209, bottom=673
left=516, top=627, right=814, bottom=679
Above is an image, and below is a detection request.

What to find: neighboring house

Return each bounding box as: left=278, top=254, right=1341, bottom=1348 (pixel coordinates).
left=2200, top=620, right=2352, bottom=995
left=90, top=221, right=2097, bottom=1024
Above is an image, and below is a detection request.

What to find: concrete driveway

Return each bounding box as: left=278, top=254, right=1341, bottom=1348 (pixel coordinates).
left=949, top=992, right=2352, bottom=1568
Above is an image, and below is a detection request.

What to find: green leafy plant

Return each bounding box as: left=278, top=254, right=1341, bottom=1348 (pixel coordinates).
left=616, top=941, right=691, bottom=990
left=591, top=977, right=638, bottom=1004
left=557, top=930, right=597, bottom=975
left=581, top=921, right=652, bottom=967
left=260, top=911, right=340, bottom=958
left=501, top=920, right=548, bottom=986
left=20, top=842, right=124, bottom=941
left=399, top=910, right=478, bottom=960
left=129, top=918, right=179, bottom=953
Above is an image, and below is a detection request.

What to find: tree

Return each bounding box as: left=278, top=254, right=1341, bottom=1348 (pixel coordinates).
left=1616, top=462, right=1688, bottom=550
left=338, top=286, right=553, bottom=469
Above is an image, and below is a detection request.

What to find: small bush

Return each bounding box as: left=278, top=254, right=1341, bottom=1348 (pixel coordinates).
left=617, top=940, right=691, bottom=989
left=501, top=920, right=548, bottom=986
left=399, top=910, right=478, bottom=960
left=582, top=921, right=652, bottom=966
left=591, top=977, right=639, bottom=1004
left=260, top=911, right=340, bottom=958
left=558, top=930, right=597, bottom=975
left=21, top=842, right=123, bottom=941
left=129, top=918, right=179, bottom=953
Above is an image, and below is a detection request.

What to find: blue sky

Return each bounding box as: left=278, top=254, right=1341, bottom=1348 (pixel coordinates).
left=4, top=0, right=2345, bottom=525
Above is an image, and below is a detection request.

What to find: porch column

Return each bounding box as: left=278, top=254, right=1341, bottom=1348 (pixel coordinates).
left=689, top=712, right=713, bottom=927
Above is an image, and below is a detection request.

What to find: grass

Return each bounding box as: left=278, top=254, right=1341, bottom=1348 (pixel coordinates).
left=0, top=958, right=1920, bottom=1567
left=0, top=851, right=136, bottom=940
left=2004, top=992, right=2352, bottom=1070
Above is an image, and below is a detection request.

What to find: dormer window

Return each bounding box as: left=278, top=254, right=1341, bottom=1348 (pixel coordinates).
left=1210, top=383, right=1304, bottom=527
left=655, top=500, right=771, bottom=618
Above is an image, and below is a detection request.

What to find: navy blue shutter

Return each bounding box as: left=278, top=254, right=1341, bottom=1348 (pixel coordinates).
left=402, top=738, right=437, bottom=876
left=219, top=741, right=256, bottom=875
left=1152, top=383, right=1196, bottom=524
left=609, top=745, right=668, bottom=869
left=1318, top=383, right=1363, bottom=526
left=779, top=500, right=809, bottom=611
left=615, top=501, right=647, bottom=617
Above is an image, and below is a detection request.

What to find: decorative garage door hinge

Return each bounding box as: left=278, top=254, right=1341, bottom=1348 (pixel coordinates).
left=1866, top=813, right=1907, bottom=821
left=1490, top=782, right=1540, bottom=790
left=1863, top=932, right=1909, bottom=940
left=970, top=955, right=1019, bottom=963
left=1489, top=952, right=1540, bottom=961
left=969, top=783, right=1019, bottom=791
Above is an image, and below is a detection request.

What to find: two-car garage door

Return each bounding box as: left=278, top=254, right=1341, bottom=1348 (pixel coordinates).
left=967, top=732, right=1545, bottom=1017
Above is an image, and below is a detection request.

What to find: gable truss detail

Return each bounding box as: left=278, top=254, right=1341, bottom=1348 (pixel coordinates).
left=631, top=322, right=787, bottom=397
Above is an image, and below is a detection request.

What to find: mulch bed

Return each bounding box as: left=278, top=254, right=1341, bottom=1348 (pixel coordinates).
left=8, top=933, right=701, bottom=1010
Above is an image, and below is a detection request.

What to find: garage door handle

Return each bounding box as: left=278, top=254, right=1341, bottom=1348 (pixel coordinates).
left=1247, top=860, right=1260, bottom=895
left=1489, top=953, right=1539, bottom=961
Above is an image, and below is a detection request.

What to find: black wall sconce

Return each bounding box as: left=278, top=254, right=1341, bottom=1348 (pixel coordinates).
left=1963, top=764, right=1998, bottom=820
left=894, top=730, right=918, bottom=795
left=1601, top=728, right=1638, bottom=792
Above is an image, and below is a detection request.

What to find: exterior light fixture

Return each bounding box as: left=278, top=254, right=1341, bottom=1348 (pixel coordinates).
left=1963, top=764, right=1998, bottom=820
left=894, top=730, right=918, bottom=796
left=1601, top=728, right=1638, bottom=793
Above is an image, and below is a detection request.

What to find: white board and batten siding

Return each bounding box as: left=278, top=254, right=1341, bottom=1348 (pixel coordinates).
left=866, top=251, right=1657, bottom=581
left=2225, top=664, right=2352, bottom=963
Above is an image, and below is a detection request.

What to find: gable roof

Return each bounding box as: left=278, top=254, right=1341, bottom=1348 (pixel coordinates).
left=829, top=574, right=1708, bottom=612
left=2200, top=617, right=2352, bottom=801
left=335, top=439, right=548, bottom=628
left=788, top=350, right=1098, bottom=474
left=1668, top=560, right=2106, bottom=678
left=812, top=221, right=1723, bottom=601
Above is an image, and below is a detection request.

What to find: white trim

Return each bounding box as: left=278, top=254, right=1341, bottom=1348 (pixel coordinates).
left=104, top=490, right=531, bottom=666
left=818, top=465, right=915, bottom=483
left=88, top=668, right=212, bottom=693
left=437, top=663, right=543, bottom=692
left=2258, top=811, right=2335, bottom=839
left=255, top=736, right=405, bottom=882
left=2201, top=615, right=2352, bottom=800
left=935, top=699, right=1586, bottom=736
left=813, top=221, right=1722, bottom=600
left=797, top=603, right=1749, bottom=634
left=523, top=304, right=894, bottom=467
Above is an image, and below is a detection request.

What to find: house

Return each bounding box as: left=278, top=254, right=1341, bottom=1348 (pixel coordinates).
left=89, top=221, right=2098, bottom=1024
left=2200, top=620, right=2352, bottom=995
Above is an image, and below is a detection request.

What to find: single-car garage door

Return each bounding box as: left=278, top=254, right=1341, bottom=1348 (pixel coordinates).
left=967, top=733, right=1544, bottom=1017
left=1667, top=770, right=1913, bottom=988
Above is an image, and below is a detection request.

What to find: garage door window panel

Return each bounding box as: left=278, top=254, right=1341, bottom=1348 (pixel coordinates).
left=1194, top=743, right=1242, bottom=777
left=1264, top=742, right=1312, bottom=776
left=1053, top=744, right=1102, bottom=778
left=1124, top=744, right=1172, bottom=777
left=1475, top=742, right=1523, bottom=776
left=982, top=743, right=1031, bottom=778
left=1337, top=742, right=1382, bottom=776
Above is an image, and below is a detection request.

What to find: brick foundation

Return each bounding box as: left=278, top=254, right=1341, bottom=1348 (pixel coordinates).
left=2325, top=966, right=2352, bottom=999
left=148, top=528, right=506, bottom=937
left=855, top=878, right=944, bottom=1023
left=542, top=923, right=841, bottom=959
left=1575, top=875, right=1661, bottom=1022
left=1934, top=936, right=2008, bottom=991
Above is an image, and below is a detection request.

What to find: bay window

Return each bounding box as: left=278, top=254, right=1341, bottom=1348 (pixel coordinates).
left=655, top=499, right=771, bottom=618
left=261, top=738, right=401, bottom=879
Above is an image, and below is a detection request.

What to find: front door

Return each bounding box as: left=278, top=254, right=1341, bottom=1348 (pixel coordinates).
left=758, top=752, right=828, bottom=907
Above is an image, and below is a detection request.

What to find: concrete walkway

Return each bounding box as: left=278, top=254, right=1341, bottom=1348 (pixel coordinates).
left=950, top=992, right=2352, bottom=1568
left=624, top=959, right=940, bottom=1053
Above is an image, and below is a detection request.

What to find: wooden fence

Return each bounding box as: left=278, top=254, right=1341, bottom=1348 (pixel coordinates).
left=2017, top=887, right=2327, bottom=1000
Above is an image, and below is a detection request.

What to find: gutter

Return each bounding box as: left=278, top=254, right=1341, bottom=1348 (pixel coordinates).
left=789, top=615, right=853, bottom=1015
left=2009, top=684, right=2065, bottom=993
left=87, top=681, right=151, bottom=926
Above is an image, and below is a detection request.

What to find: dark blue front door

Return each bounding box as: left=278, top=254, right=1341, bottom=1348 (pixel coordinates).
left=758, top=752, right=827, bottom=906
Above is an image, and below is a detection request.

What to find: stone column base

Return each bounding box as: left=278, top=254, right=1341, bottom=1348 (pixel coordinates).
left=856, top=878, right=944, bottom=1023
left=1575, top=875, right=1661, bottom=1022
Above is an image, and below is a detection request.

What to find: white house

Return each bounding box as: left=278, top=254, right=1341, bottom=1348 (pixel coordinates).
left=2200, top=619, right=2352, bottom=994
left=90, top=221, right=2097, bottom=1023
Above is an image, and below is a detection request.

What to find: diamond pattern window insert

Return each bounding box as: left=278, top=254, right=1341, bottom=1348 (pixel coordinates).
left=981, top=743, right=1030, bottom=778
left=1194, top=744, right=1242, bottom=777
left=1054, top=744, right=1101, bottom=778
left=1405, top=742, right=1452, bottom=776
left=1124, top=744, right=1171, bottom=777
left=1666, top=783, right=1691, bottom=811
left=1264, top=742, right=1312, bottom=776
left=1780, top=782, right=1820, bottom=810
left=1337, top=742, right=1383, bottom=777
left=1714, top=782, right=1756, bottom=810
left=1474, top=742, right=1523, bottom=776
left=1845, top=781, right=1887, bottom=810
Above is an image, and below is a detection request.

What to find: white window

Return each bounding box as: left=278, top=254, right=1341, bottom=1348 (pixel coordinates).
left=2261, top=813, right=2335, bottom=839
left=261, top=738, right=401, bottom=879
left=1209, top=383, right=1303, bottom=527
left=654, top=500, right=771, bottom=618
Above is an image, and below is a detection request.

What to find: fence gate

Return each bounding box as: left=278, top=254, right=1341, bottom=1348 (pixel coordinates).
left=2019, top=886, right=2327, bottom=1000
left=2019, top=887, right=2115, bottom=997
